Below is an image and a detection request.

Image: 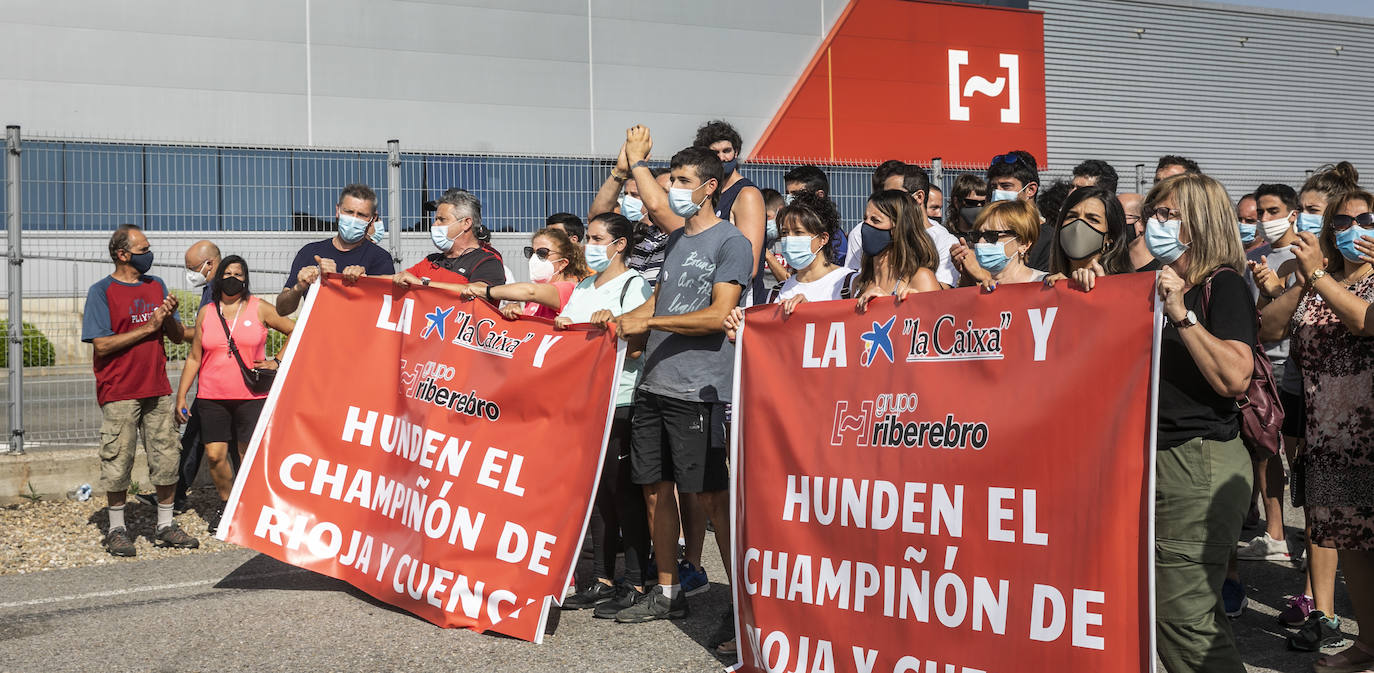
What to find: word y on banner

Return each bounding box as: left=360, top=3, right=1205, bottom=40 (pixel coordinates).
left=731, top=274, right=1160, bottom=673
left=221, top=275, right=623, bottom=642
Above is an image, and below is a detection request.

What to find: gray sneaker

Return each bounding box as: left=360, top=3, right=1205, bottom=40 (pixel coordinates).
left=614, top=590, right=687, bottom=623
left=103, top=526, right=136, bottom=557
left=153, top=522, right=200, bottom=549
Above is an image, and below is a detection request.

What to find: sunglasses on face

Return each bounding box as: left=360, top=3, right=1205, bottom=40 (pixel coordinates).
left=970, top=229, right=1016, bottom=244
left=523, top=246, right=553, bottom=260
left=1151, top=207, right=1183, bottom=222
left=1331, top=213, right=1374, bottom=231
left=963, top=198, right=986, bottom=208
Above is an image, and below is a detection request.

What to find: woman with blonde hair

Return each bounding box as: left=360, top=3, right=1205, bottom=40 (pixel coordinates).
left=853, top=189, right=941, bottom=309
left=1082, top=172, right=1258, bottom=672
left=949, top=198, right=1046, bottom=289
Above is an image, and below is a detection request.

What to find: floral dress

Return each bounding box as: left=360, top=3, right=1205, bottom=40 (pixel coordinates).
left=1291, top=274, right=1374, bottom=550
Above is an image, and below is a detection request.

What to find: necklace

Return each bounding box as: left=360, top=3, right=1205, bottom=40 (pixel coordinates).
left=1339, top=266, right=1372, bottom=286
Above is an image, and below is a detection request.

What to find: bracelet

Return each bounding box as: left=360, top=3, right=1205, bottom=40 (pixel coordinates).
left=610, top=170, right=629, bottom=181
left=485, top=285, right=494, bottom=302
left=272, top=356, right=281, bottom=364
left=633, top=160, right=650, bottom=169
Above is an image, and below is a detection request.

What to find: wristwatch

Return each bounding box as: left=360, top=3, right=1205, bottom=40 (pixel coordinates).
left=1168, top=310, right=1198, bottom=329
left=1306, top=269, right=1327, bottom=288
left=421, top=277, right=431, bottom=286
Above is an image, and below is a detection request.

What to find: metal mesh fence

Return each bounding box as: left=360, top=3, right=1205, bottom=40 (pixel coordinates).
left=0, top=133, right=1320, bottom=449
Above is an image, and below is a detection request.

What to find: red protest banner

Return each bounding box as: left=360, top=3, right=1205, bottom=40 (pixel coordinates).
left=730, top=274, right=1160, bottom=673
left=220, top=275, right=622, bottom=642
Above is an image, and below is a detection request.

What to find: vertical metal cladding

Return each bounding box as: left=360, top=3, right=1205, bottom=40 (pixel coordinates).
left=1031, top=0, right=1374, bottom=188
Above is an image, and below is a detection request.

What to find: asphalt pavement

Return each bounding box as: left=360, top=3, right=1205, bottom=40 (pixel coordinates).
left=0, top=500, right=1359, bottom=673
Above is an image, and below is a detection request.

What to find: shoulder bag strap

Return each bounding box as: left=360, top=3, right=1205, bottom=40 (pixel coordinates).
left=215, top=302, right=256, bottom=378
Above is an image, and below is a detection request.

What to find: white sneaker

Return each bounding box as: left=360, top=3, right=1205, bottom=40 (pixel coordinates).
left=1237, top=532, right=1291, bottom=561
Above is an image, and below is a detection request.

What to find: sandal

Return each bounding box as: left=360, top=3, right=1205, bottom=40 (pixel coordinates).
left=1315, top=640, right=1374, bottom=673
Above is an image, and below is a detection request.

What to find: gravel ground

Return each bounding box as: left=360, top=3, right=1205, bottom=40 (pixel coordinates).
left=0, top=485, right=229, bottom=574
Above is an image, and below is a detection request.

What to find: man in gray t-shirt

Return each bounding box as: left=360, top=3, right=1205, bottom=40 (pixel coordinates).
left=613, top=142, right=751, bottom=624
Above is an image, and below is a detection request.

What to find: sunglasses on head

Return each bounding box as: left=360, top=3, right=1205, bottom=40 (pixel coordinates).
left=523, top=246, right=553, bottom=260
left=1331, top=213, right=1374, bottom=231
left=990, top=153, right=1023, bottom=166
left=970, top=229, right=1016, bottom=244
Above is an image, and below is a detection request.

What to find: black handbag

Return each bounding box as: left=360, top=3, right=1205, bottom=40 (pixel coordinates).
left=215, top=302, right=276, bottom=395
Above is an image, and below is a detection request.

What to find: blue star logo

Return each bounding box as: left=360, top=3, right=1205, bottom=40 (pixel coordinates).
left=859, top=316, right=896, bottom=367
left=422, top=306, right=454, bottom=341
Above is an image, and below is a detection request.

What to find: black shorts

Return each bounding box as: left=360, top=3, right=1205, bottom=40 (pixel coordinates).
left=1279, top=389, right=1306, bottom=440
left=197, top=398, right=266, bottom=445
left=630, top=391, right=728, bottom=493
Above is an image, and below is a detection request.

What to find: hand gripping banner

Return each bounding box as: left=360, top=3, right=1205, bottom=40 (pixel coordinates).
left=220, top=276, right=623, bottom=642
left=730, top=274, right=1161, bottom=672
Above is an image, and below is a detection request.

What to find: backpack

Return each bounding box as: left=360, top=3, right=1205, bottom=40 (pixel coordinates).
left=1201, top=267, right=1284, bottom=457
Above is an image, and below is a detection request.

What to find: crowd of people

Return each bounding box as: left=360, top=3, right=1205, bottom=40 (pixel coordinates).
left=81, top=119, right=1374, bottom=672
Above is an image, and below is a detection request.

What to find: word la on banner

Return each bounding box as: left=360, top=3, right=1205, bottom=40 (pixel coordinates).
left=730, top=273, right=1160, bottom=673
left=221, top=275, right=623, bottom=643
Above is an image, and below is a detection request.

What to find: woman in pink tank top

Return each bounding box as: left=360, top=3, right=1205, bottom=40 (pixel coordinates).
left=174, top=256, right=295, bottom=519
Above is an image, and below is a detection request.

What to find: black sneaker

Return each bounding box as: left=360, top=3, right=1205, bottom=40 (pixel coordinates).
left=153, top=522, right=200, bottom=549
left=614, top=590, right=688, bottom=623
left=103, top=526, right=136, bottom=557
left=1288, top=611, right=1348, bottom=651
left=594, top=582, right=648, bottom=619
left=710, top=606, right=736, bottom=647
left=562, top=581, right=617, bottom=610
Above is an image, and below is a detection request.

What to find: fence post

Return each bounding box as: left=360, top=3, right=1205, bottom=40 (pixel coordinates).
left=6, top=125, right=24, bottom=455
left=1135, top=163, right=1145, bottom=194
left=386, top=139, right=402, bottom=266
left=930, top=157, right=943, bottom=196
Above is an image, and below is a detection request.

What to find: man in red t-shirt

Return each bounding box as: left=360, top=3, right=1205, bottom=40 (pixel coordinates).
left=81, top=224, right=199, bottom=556
left=392, top=188, right=507, bottom=291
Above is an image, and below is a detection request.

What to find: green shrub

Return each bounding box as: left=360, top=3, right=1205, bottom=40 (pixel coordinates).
left=0, top=320, right=57, bottom=368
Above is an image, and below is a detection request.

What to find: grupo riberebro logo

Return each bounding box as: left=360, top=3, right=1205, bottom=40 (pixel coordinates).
left=948, top=49, right=1021, bottom=124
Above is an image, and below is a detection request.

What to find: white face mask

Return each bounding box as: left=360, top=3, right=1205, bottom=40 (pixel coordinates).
left=1260, top=214, right=1293, bottom=244
left=185, top=268, right=208, bottom=289
left=991, top=189, right=1019, bottom=203
left=527, top=255, right=557, bottom=282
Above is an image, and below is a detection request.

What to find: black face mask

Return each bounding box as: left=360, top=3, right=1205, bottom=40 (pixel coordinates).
left=960, top=207, right=983, bottom=229
left=219, top=276, right=246, bottom=297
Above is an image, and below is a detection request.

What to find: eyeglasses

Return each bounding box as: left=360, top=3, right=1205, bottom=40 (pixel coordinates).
left=1124, top=213, right=1142, bottom=224
left=524, top=246, right=553, bottom=260
left=1331, top=213, right=1374, bottom=231
left=970, top=229, right=1016, bottom=244
left=1151, top=207, right=1183, bottom=222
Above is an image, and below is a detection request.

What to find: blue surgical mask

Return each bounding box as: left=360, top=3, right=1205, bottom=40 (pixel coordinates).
left=860, top=223, right=893, bottom=257
left=780, top=235, right=819, bottom=269
left=618, top=194, right=645, bottom=222
left=1238, top=221, right=1257, bottom=245
left=974, top=242, right=1010, bottom=273
left=991, top=189, right=1020, bottom=203
left=584, top=242, right=614, bottom=272
left=338, top=214, right=369, bottom=244
left=369, top=221, right=387, bottom=245
left=1145, top=217, right=1189, bottom=264
left=668, top=185, right=708, bottom=218
left=1297, top=212, right=1324, bottom=235
left=430, top=224, right=453, bottom=252
left=1336, top=225, right=1374, bottom=262
left=765, top=219, right=778, bottom=242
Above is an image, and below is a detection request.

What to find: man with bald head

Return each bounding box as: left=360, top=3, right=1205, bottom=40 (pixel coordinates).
left=1118, top=192, right=1157, bottom=272
left=183, top=240, right=222, bottom=314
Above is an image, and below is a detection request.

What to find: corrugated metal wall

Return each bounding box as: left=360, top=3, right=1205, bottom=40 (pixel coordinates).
left=1032, top=0, right=1374, bottom=193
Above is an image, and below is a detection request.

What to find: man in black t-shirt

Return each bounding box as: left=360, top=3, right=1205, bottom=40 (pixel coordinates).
left=278, top=184, right=395, bottom=314
left=393, top=188, right=506, bottom=290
